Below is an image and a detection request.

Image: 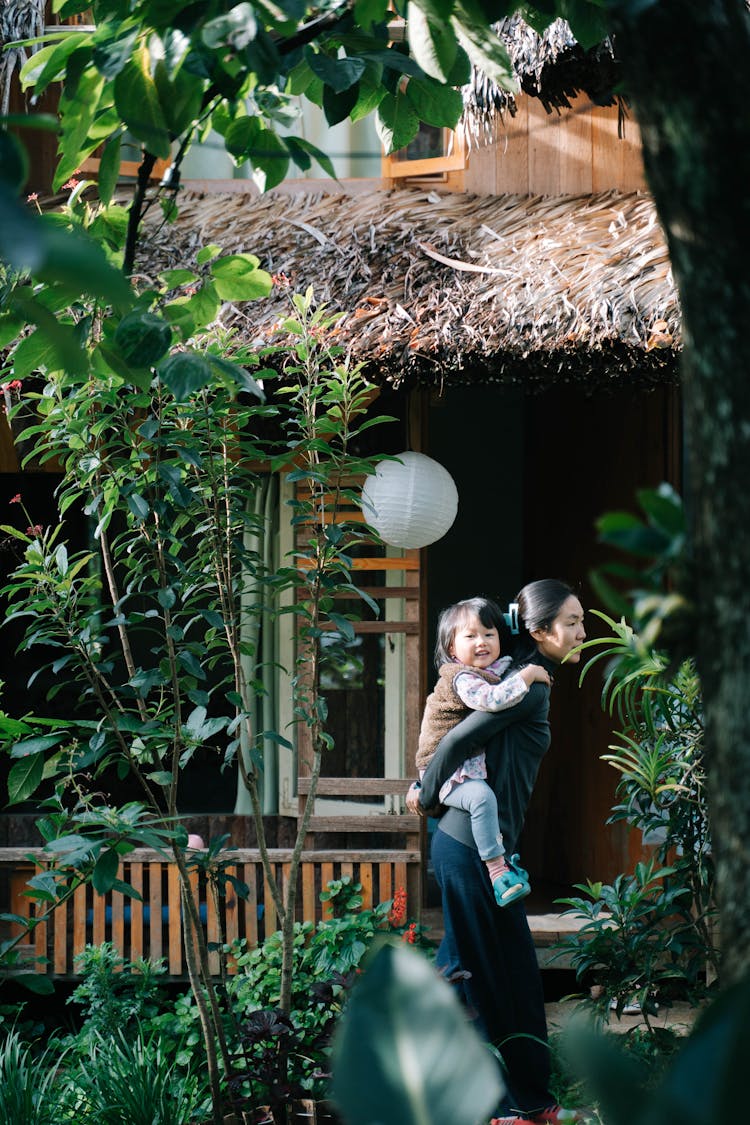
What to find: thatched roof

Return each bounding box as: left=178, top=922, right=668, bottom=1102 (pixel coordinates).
left=140, top=185, right=679, bottom=393
left=463, top=16, right=623, bottom=143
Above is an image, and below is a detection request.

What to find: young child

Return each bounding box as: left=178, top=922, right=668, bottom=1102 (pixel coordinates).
left=414, top=596, right=550, bottom=907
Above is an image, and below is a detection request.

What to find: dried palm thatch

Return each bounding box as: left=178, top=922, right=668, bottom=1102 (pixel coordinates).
left=139, top=185, right=679, bottom=393
left=463, top=16, right=623, bottom=146
left=0, top=0, right=45, bottom=117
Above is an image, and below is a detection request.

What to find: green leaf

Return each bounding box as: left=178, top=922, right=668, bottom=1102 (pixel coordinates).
left=407, top=3, right=458, bottom=83
left=11, top=329, right=60, bottom=380
left=178, top=650, right=206, bottom=679
left=376, top=91, right=420, bottom=154
left=560, top=0, right=609, bottom=50
left=451, top=0, right=518, bottom=89
left=160, top=268, right=198, bottom=288
left=307, top=50, right=367, bottom=93
left=323, top=84, right=360, bottom=127
left=7, top=752, right=45, bottom=804
left=10, top=973, right=55, bottom=995
left=128, top=492, right=150, bottom=520
left=22, top=34, right=90, bottom=96
left=113, top=47, right=171, bottom=159
left=249, top=127, right=290, bottom=191
left=93, top=25, right=140, bottom=79
left=211, top=254, right=273, bottom=300
left=333, top=943, right=503, bottom=1125
left=354, top=0, right=390, bottom=32
left=96, top=132, right=122, bottom=205
left=225, top=114, right=261, bottom=159
left=202, top=3, right=258, bottom=49
left=55, top=68, right=106, bottom=190
left=285, top=135, right=337, bottom=178
left=0, top=131, right=29, bottom=192
left=154, top=59, right=206, bottom=136
left=158, top=350, right=214, bottom=400
left=92, top=848, right=120, bottom=894
left=350, top=80, right=387, bottom=122
left=10, top=734, right=66, bottom=759
left=0, top=189, right=131, bottom=308
left=114, top=310, right=172, bottom=367
left=405, top=76, right=464, bottom=128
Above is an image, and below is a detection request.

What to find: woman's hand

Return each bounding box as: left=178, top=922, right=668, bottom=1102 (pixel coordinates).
left=405, top=782, right=423, bottom=815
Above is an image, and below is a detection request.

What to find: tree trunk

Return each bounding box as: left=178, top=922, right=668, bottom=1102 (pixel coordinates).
left=610, top=0, right=750, bottom=983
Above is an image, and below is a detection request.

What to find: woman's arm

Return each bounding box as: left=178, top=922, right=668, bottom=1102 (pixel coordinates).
left=418, top=683, right=548, bottom=812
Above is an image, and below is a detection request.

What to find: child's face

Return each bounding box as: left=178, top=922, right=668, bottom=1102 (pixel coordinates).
left=449, top=612, right=501, bottom=669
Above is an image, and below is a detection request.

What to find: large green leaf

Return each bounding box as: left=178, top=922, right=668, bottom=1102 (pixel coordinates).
left=307, top=50, right=367, bottom=93
left=354, top=0, right=390, bottom=32
left=92, top=25, right=140, bottom=79
left=113, top=47, right=171, bottom=158
left=7, top=752, right=46, bottom=805
left=249, top=127, right=290, bottom=191
left=55, top=68, right=106, bottom=190
left=559, top=0, right=609, bottom=50
left=332, top=942, right=503, bottom=1125
left=210, top=254, right=273, bottom=300
left=114, top=309, right=172, bottom=367
left=92, top=847, right=120, bottom=894
left=376, top=91, right=420, bottom=154
left=154, top=59, right=206, bottom=136
left=451, top=0, right=518, bottom=89
left=158, top=350, right=214, bottom=399
left=225, top=114, right=262, bottom=159
left=285, top=135, right=337, bottom=179
left=323, top=84, right=360, bottom=127
left=20, top=34, right=90, bottom=96
left=405, top=75, right=464, bottom=128
left=406, top=3, right=458, bottom=83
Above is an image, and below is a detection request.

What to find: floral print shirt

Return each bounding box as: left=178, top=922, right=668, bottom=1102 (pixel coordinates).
left=439, top=657, right=529, bottom=802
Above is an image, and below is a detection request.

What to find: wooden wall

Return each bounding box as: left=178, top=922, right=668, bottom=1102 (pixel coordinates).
left=465, top=93, right=646, bottom=197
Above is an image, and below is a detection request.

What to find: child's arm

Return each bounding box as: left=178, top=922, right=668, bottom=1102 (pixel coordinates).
left=418, top=684, right=549, bottom=812
left=455, top=664, right=550, bottom=713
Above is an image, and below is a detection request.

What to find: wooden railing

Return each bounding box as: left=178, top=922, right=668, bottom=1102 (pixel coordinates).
left=1, top=808, right=422, bottom=979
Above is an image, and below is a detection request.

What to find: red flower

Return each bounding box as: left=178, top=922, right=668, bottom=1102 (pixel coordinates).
left=26, top=525, right=43, bottom=537
left=388, top=886, right=407, bottom=928
left=402, top=922, right=418, bottom=944
left=9, top=494, right=21, bottom=505
left=62, top=177, right=80, bottom=191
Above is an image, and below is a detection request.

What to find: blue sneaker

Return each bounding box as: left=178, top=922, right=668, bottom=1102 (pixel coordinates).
left=492, top=854, right=531, bottom=907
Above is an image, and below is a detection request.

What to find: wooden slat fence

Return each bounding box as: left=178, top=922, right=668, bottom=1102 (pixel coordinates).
left=0, top=842, right=421, bottom=979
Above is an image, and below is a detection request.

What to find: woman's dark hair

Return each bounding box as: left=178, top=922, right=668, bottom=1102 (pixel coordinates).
left=434, top=596, right=507, bottom=669
left=516, top=579, right=576, bottom=636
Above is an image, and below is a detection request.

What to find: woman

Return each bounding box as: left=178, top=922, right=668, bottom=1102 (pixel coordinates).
left=406, top=579, right=586, bottom=1125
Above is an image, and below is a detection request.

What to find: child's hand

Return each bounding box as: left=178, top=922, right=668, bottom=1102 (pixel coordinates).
left=520, top=663, right=551, bottom=687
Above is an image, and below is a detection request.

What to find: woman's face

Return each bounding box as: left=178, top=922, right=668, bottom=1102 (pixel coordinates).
left=531, top=595, right=586, bottom=664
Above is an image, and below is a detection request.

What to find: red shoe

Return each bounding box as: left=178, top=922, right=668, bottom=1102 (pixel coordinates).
left=517, top=1107, right=581, bottom=1125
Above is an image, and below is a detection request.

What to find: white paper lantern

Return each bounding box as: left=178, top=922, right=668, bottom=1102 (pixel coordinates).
left=360, top=452, right=459, bottom=549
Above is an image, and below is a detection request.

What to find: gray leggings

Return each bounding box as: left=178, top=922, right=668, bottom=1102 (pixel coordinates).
left=442, top=779, right=505, bottom=860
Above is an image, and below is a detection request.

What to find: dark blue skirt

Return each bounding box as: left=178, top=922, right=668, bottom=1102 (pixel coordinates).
left=432, top=826, right=553, bottom=1115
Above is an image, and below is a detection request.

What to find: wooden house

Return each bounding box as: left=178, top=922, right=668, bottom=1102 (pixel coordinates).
left=0, top=15, right=681, bottom=976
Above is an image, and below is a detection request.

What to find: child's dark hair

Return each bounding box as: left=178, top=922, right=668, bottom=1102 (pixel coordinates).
left=434, top=596, right=507, bottom=670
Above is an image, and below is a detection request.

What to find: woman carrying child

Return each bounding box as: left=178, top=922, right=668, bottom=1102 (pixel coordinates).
left=407, top=579, right=586, bottom=1125
left=415, top=596, right=550, bottom=907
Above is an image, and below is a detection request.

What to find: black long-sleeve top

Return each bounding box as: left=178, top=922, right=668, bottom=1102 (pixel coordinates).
left=418, top=652, right=556, bottom=855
